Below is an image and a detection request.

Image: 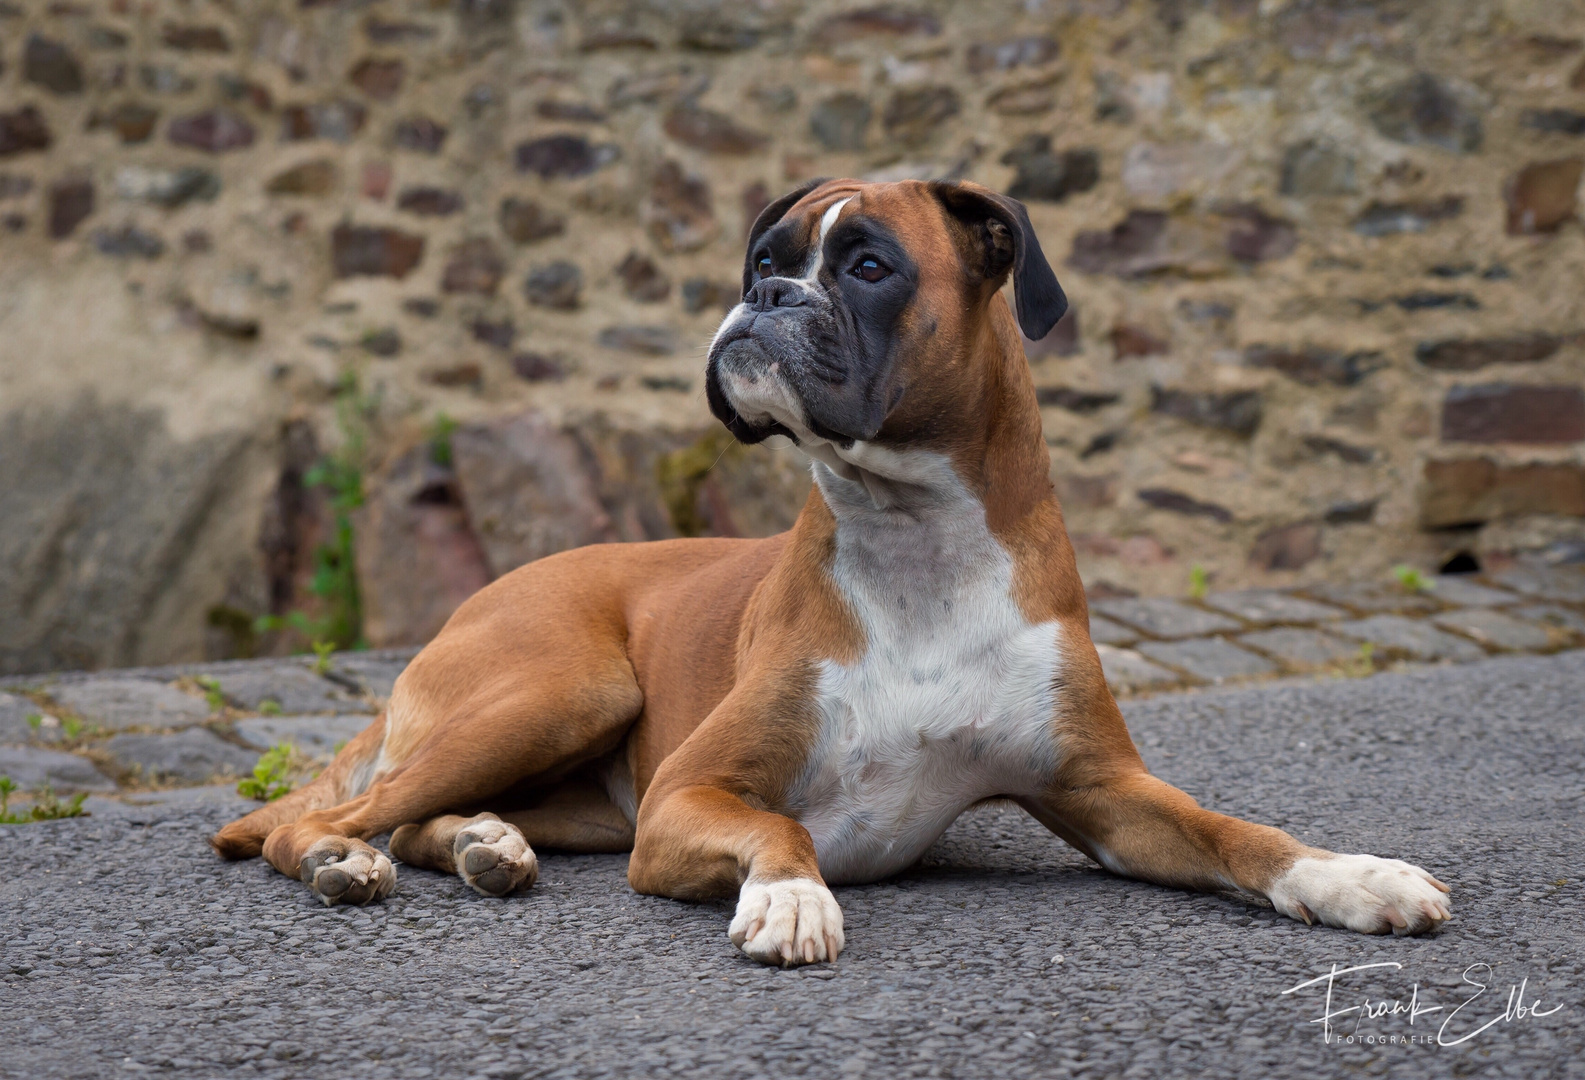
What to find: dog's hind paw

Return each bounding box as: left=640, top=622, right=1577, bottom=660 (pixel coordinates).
left=1268, top=852, right=1451, bottom=936
left=453, top=814, right=539, bottom=897
left=299, top=837, right=397, bottom=906
left=730, top=877, right=844, bottom=966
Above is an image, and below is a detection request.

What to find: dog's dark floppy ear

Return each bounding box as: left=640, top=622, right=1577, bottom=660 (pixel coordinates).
left=929, top=180, right=1068, bottom=340
left=741, top=178, right=830, bottom=296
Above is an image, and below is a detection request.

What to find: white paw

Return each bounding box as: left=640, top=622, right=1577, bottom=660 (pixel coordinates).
left=299, top=838, right=397, bottom=906
left=453, top=815, right=538, bottom=897
left=1268, top=853, right=1451, bottom=935
left=729, top=877, right=844, bottom=966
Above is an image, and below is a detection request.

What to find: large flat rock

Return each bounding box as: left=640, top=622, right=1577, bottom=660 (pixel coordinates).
left=234, top=714, right=373, bottom=758
left=101, top=728, right=258, bottom=786
left=0, top=745, right=115, bottom=792
left=200, top=664, right=368, bottom=714
left=50, top=678, right=211, bottom=732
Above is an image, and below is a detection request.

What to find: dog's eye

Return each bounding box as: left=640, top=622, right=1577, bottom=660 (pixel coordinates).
left=756, top=256, right=773, bottom=279
left=852, top=258, right=890, bottom=283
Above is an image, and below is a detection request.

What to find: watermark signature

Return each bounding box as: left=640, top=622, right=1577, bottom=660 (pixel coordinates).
left=1281, top=961, right=1564, bottom=1046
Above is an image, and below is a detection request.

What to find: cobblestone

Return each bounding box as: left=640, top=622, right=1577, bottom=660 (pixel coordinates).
left=1510, top=603, right=1585, bottom=635
left=49, top=678, right=211, bottom=731
left=101, top=728, right=258, bottom=786
left=1087, top=615, right=1138, bottom=647
left=1298, top=582, right=1443, bottom=616
left=1489, top=563, right=1585, bottom=603
left=1332, top=615, right=1488, bottom=662
left=1091, top=597, right=1242, bottom=639
left=1136, top=639, right=1278, bottom=683
left=1094, top=645, right=1181, bottom=693
left=0, top=745, right=114, bottom=791
left=198, top=663, right=369, bottom=714
left=235, top=714, right=374, bottom=758
left=1423, top=576, right=1518, bottom=608
left=1236, top=627, right=1360, bottom=670
left=1431, top=608, right=1555, bottom=652
left=1198, top=590, right=1345, bottom=625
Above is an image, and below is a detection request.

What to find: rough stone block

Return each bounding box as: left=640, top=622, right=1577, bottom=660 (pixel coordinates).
left=1087, top=615, right=1138, bottom=647
left=0, top=691, right=53, bottom=745
left=1421, top=459, right=1585, bottom=528
left=1441, top=384, right=1585, bottom=445
left=1425, top=577, right=1517, bottom=607
left=1095, top=645, right=1182, bottom=693
left=332, top=224, right=424, bottom=279
left=1431, top=609, right=1553, bottom=652
left=235, top=714, right=372, bottom=757
left=514, top=134, right=618, bottom=178
left=1137, top=638, right=1277, bottom=683
left=440, top=236, right=502, bottom=295
left=201, top=664, right=364, bottom=714
left=103, top=728, right=257, bottom=785
left=810, top=94, right=871, bottom=151
left=23, top=34, right=85, bottom=95
left=1332, top=615, right=1487, bottom=662
left=1489, top=564, right=1585, bottom=603
left=327, top=652, right=416, bottom=699
left=1244, top=345, right=1382, bottom=387
left=0, top=745, right=113, bottom=791
left=1508, top=603, right=1585, bottom=635
left=524, top=261, right=583, bottom=309
left=0, top=105, right=53, bottom=156
left=167, top=109, right=255, bottom=152
left=1091, top=597, right=1243, bottom=639
left=1415, top=334, right=1559, bottom=371
left=50, top=678, right=210, bottom=731
left=1301, top=582, right=1445, bottom=616
left=1151, top=386, right=1262, bottom=437
left=663, top=105, right=768, bottom=155
left=1366, top=73, right=1482, bottom=153
left=1506, top=158, right=1583, bottom=235
left=1238, top=627, right=1360, bottom=670
left=1200, top=590, right=1346, bottom=625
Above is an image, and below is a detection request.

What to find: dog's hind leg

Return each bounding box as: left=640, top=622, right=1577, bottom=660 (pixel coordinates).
left=253, top=646, right=642, bottom=906
left=211, top=713, right=388, bottom=861
left=389, top=774, right=634, bottom=897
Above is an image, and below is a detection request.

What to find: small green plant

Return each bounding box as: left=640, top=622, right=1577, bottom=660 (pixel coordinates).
left=1340, top=641, right=1376, bottom=678
left=427, top=412, right=459, bottom=468
left=1188, top=564, right=1209, bottom=600
left=258, top=698, right=283, bottom=716
left=195, top=676, right=227, bottom=712
left=26, top=713, right=43, bottom=733
left=61, top=715, right=82, bottom=740
left=1392, top=564, right=1432, bottom=593
left=0, top=776, right=89, bottom=824
left=253, top=371, right=371, bottom=654
left=237, top=743, right=298, bottom=802
left=311, top=640, right=336, bottom=675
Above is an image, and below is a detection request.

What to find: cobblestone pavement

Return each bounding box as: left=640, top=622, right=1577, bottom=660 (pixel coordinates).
left=2, top=561, right=1583, bottom=802
left=2, top=653, right=1581, bottom=1079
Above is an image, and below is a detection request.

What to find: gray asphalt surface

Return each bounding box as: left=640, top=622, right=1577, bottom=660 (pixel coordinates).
left=3, top=653, right=1582, bottom=1079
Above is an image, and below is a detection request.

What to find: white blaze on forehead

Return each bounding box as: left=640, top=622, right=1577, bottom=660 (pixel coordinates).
left=802, top=196, right=853, bottom=280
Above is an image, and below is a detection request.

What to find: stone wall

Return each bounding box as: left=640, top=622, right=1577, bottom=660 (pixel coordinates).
left=2, top=0, right=1584, bottom=673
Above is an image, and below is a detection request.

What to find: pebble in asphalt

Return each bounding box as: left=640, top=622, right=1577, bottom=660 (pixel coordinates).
left=3, top=653, right=1581, bottom=1079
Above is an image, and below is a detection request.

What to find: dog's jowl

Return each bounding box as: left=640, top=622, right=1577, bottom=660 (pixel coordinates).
left=214, top=180, right=1450, bottom=966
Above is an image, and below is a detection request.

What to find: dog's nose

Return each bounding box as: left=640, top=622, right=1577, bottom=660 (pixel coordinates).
left=746, top=277, right=808, bottom=313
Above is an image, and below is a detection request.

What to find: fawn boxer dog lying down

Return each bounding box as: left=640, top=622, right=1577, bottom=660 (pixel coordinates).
left=214, top=179, right=1450, bottom=965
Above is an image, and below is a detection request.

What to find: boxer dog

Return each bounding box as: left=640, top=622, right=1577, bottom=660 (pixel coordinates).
left=215, top=179, right=1450, bottom=965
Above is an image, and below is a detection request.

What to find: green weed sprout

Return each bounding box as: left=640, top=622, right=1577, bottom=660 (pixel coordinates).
left=237, top=744, right=298, bottom=802
left=1392, top=565, right=1432, bottom=593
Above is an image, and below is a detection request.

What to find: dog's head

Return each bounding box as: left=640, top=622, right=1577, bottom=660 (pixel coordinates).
left=705, top=178, right=1066, bottom=451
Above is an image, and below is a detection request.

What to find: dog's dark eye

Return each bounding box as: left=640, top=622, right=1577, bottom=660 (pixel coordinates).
left=852, top=258, right=890, bottom=283
left=756, top=256, right=773, bottom=279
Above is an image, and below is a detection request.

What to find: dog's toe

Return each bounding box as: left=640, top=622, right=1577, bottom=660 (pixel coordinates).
left=452, top=815, right=538, bottom=898
left=299, top=838, right=396, bottom=907
left=729, top=877, right=844, bottom=967
left=1269, top=853, right=1451, bottom=935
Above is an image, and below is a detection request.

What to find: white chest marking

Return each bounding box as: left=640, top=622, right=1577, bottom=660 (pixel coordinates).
left=789, top=448, right=1065, bottom=885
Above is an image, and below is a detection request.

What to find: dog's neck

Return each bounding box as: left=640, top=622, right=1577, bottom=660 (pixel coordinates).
left=805, top=302, right=1053, bottom=538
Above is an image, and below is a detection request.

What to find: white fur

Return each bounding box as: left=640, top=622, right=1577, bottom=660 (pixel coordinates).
left=1268, top=853, right=1452, bottom=935
left=788, top=449, right=1065, bottom=885
left=730, top=877, right=845, bottom=966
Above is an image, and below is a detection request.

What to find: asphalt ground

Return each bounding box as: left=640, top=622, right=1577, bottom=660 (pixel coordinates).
left=3, top=652, right=1581, bottom=1079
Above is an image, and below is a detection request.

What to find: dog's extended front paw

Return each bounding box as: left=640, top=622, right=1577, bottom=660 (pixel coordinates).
left=729, top=877, right=844, bottom=966
left=1268, top=853, right=1451, bottom=935
left=299, top=837, right=397, bottom=906
left=453, top=814, right=538, bottom=897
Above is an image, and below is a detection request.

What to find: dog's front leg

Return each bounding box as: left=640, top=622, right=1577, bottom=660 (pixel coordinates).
left=1020, top=766, right=1451, bottom=935
left=630, top=782, right=842, bottom=967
